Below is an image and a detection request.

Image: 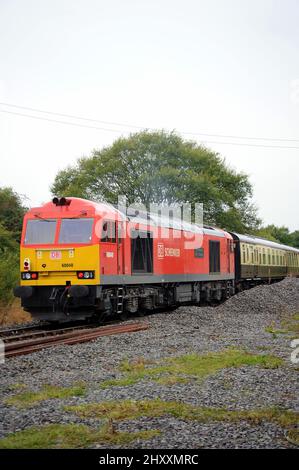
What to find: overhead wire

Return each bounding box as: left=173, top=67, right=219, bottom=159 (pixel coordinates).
left=1, top=102, right=299, bottom=149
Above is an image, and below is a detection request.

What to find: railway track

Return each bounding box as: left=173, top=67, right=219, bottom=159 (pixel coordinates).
left=0, top=323, right=48, bottom=338
left=2, top=322, right=149, bottom=358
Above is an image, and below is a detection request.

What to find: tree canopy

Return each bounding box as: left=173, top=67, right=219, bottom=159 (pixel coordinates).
left=0, top=187, right=26, bottom=308
left=51, top=131, right=261, bottom=232
left=255, top=225, right=299, bottom=248
left=0, top=187, right=27, bottom=242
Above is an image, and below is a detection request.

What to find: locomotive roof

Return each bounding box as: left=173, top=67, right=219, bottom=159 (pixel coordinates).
left=32, top=198, right=230, bottom=237
left=116, top=206, right=228, bottom=237
left=232, top=232, right=299, bottom=253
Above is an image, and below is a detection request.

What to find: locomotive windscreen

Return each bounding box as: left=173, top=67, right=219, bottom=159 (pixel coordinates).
left=24, top=219, right=57, bottom=245
left=58, top=218, right=94, bottom=244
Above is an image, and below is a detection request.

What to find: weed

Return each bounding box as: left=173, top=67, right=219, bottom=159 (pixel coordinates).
left=101, top=349, right=283, bottom=389
left=0, top=423, right=160, bottom=449
left=65, top=398, right=298, bottom=429
left=5, top=383, right=86, bottom=408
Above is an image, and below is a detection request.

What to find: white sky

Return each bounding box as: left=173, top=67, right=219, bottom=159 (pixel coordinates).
left=0, top=0, right=298, bottom=230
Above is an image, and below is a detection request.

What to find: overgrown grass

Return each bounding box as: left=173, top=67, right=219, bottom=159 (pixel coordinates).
left=286, top=428, right=299, bottom=446
left=100, top=349, right=283, bottom=389
left=266, top=313, right=299, bottom=339
left=9, top=383, right=27, bottom=391
left=5, top=383, right=86, bottom=408
left=0, top=299, right=31, bottom=326
left=265, top=325, right=289, bottom=338
left=65, top=398, right=298, bottom=429
left=282, top=313, right=299, bottom=337
left=0, top=423, right=160, bottom=449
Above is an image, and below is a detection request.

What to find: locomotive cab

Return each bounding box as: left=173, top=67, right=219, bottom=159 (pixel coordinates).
left=14, top=197, right=106, bottom=322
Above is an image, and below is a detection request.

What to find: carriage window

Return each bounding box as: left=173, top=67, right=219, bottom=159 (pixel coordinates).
left=24, top=219, right=57, bottom=245
left=194, top=248, right=204, bottom=258
left=262, top=249, right=266, bottom=265
left=59, top=218, right=93, bottom=244
left=241, top=246, right=245, bottom=263
left=101, top=220, right=116, bottom=243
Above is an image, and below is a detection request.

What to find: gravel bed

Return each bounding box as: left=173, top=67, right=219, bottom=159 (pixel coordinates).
left=0, top=278, right=298, bottom=448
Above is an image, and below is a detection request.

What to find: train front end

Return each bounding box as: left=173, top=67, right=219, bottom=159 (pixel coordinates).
left=14, top=197, right=101, bottom=322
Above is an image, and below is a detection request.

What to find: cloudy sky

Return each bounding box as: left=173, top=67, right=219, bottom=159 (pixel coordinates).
left=0, top=0, right=298, bottom=230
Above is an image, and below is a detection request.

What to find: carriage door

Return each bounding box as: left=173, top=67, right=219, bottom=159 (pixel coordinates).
left=209, top=240, right=220, bottom=273
left=131, top=230, right=153, bottom=274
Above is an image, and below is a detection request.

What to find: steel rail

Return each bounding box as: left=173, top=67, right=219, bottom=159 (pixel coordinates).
left=4, top=322, right=149, bottom=358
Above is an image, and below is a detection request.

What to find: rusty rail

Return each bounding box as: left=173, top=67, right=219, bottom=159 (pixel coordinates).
left=4, top=322, right=149, bottom=358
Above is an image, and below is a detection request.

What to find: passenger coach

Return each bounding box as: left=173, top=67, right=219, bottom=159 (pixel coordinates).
left=230, top=233, right=299, bottom=289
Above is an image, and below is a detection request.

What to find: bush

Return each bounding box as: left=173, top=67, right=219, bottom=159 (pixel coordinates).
left=0, top=250, right=19, bottom=306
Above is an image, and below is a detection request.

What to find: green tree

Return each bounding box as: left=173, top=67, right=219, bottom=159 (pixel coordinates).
left=0, top=187, right=26, bottom=308
left=0, top=223, right=18, bottom=253
left=254, top=226, right=278, bottom=242
left=255, top=225, right=292, bottom=245
left=290, top=230, right=299, bottom=248
left=255, top=224, right=299, bottom=248
left=52, top=131, right=260, bottom=232
left=0, top=250, right=19, bottom=306
left=0, top=187, right=27, bottom=242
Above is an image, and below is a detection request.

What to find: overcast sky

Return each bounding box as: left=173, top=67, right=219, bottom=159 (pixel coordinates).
left=0, top=0, right=298, bottom=230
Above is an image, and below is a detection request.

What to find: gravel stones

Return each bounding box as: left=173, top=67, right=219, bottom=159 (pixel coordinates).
left=0, top=278, right=298, bottom=448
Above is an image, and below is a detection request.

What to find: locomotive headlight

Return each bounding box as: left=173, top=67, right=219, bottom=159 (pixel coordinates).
left=21, top=272, right=38, bottom=280
left=77, top=271, right=94, bottom=279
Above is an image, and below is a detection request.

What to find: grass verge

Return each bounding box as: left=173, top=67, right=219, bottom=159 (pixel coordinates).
left=5, top=383, right=86, bottom=408
left=266, top=313, right=299, bottom=339
left=0, top=423, right=160, bottom=449
left=285, top=428, right=299, bottom=446
left=100, top=349, right=283, bottom=389
left=65, top=398, right=298, bottom=429
left=0, top=299, right=31, bottom=326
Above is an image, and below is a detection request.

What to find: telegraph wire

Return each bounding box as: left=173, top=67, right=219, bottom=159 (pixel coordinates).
left=0, top=109, right=124, bottom=133
left=1, top=101, right=299, bottom=143
left=0, top=101, right=142, bottom=130
left=1, top=105, right=299, bottom=150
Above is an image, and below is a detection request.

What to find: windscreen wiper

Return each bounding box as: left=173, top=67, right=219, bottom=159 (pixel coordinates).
left=34, top=214, right=53, bottom=222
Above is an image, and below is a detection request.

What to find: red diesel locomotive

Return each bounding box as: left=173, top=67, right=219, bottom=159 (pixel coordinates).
left=14, top=197, right=235, bottom=322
